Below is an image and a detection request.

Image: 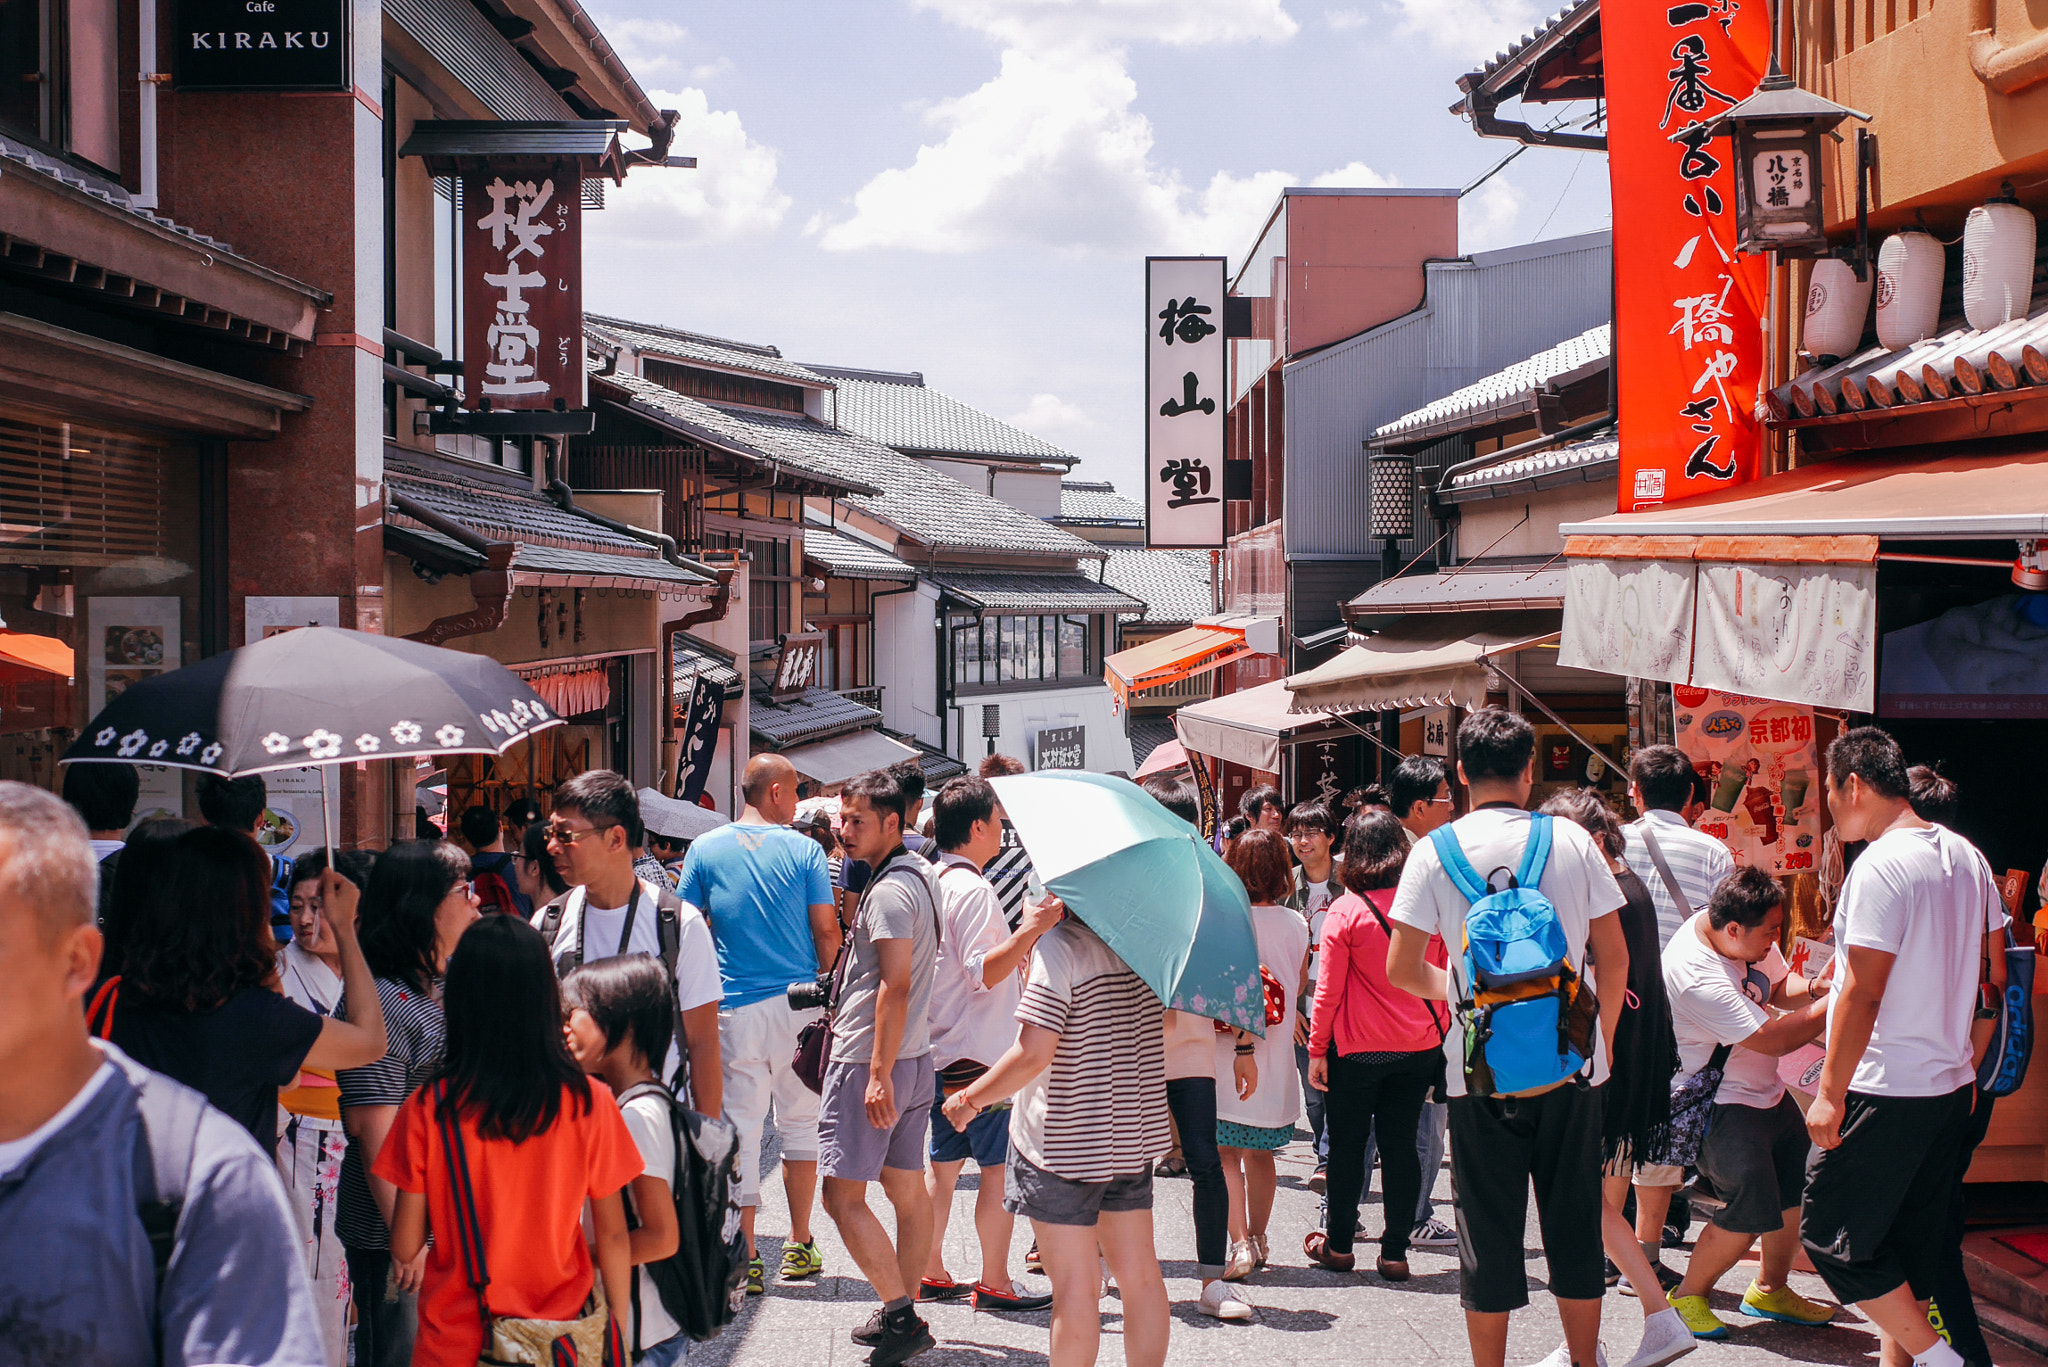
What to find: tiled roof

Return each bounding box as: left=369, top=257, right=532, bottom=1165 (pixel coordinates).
left=926, top=571, right=1144, bottom=615
left=1377, top=323, right=1610, bottom=440
left=673, top=634, right=742, bottom=691
left=899, top=736, right=968, bottom=784
left=813, top=367, right=1077, bottom=466
left=1442, top=428, right=1618, bottom=501
left=0, top=131, right=237, bottom=253
left=801, top=523, right=915, bottom=581
left=587, top=315, right=833, bottom=387
left=1127, top=715, right=1179, bottom=767
left=1454, top=0, right=1601, bottom=108
left=1770, top=300, right=2048, bottom=424
left=750, top=686, right=883, bottom=748
left=1057, top=480, right=1144, bottom=527
left=594, top=370, right=878, bottom=497
left=1099, top=548, right=1214, bottom=624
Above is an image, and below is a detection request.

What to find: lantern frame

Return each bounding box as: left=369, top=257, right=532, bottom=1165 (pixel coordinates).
left=1677, top=70, right=1868, bottom=260
left=1368, top=451, right=1417, bottom=541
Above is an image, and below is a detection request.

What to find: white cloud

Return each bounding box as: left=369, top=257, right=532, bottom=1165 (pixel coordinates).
left=1325, top=7, right=1369, bottom=30
left=1008, top=392, right=1096, bottom=435
left=817, top=1, right=1399, bottom=258
left=1458, top=176, right=1526, bottom=251
left=1310, top=160, right=1397, bottom=188
left=596, top=85, right=790, bottom=245
left=596, top=16, right=692, bottom=83
left=1384, top=0, right=1544, bottom=59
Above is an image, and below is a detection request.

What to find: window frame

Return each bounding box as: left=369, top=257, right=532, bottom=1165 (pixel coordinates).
left=947, top=610, right=1100, bottom=694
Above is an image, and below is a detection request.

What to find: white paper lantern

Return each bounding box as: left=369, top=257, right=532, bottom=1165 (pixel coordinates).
left=1876, top=231, right=1945, bottom=350
left=1802, top=258, right=1872, bottom=363
left=1963, top=200, right=2036, bottom=331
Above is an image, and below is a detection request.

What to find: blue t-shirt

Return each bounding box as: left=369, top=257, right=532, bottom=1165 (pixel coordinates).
left=677, top=823, right=835, bottom=1009
left=0, top=1043, right=325, bottom=1366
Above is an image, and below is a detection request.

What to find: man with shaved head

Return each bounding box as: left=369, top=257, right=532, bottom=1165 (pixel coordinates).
left=677, top=752, right=844, bottom=1291
left=0, top=780, right=325, bottom=1364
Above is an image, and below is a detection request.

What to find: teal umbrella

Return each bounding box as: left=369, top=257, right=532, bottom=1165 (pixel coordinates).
left=989, top=771, right=1266, bottom=1035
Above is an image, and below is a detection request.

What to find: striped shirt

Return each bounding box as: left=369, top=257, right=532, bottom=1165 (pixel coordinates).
left=1009, top=919, right=1169, bottom=1181
left=983, top=821, right=1036, bottom=931
left=335, top=976, right=446, bottom=1250
left=1622, top=810, right=1734, bottom=950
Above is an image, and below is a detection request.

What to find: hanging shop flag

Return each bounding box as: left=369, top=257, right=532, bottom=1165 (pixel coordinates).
left=1605, top=1, right=1771, bottom=511
left=673, top=677, right=726, bottom=804
left=1673, top=686, right=1820, bottom=876
left=1692, top=557, right=1876, bottom=713
left=463, top=164, right=584, bottom=412
left=1146, top=257, right=1227, bottom=549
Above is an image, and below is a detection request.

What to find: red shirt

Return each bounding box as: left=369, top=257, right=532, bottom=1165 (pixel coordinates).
left=373, top=1077, right=643, bottom=1367
left=1308, top=890, right=1448, bottom=1058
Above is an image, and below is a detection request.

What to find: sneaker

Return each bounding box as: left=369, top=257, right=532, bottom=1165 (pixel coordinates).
left=746, top=1256, right=764, bottom=1297
left=1222, top=1241, right=1256, bottom=1282
left=917, top=1277, right=971, bottom=1303
left=851, top=1308, right=888, bottom=1346
left=1740, top=1283, right=1836, bottom=1326
left=1667, top=1293, right=1733, bottom=1341
left=1023, top=1243, right=1042, bottom=1273
left=1196, top=1281, right=1255, bottom=1322
left=1535, top=1341, right=1611, bottom=1367
left=972, top=1280, right=1054, bottom=1313
left=782, top=1240, right=824, bottom=1280
left=1604, top=1257, right=1623, bottom=1288
left=1621, top=1308, right=1698, bottom=1367
left=865, top=1309, right=936, bottom=1367
left=1621, top=1261, right=1682, bottom=1298
left=1308, top=1165, right=1327, bottom=1194
left=1410, top=1217, right=1458, bottom=1250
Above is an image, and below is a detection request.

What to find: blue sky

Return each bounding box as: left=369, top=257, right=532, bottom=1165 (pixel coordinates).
left=583, top=0, right=1611, bottom=494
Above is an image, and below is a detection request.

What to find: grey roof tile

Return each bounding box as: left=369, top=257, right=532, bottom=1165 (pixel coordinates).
left=386, top=456, right=670, bottom=557
left=595, top=370, right=878, bottom=497
left=1127, top=714, right=1180, bottom=767
left=673, top=634, right=742, bottom=691
left=1376, top=322, right=1611, bottom=439
left=1057, top=480, right=1144, bottom=526
left=1444, top=428, right=1619, bottom=494
left=587, top=314, right=834, bottom=387
left=1099, top=547, right=1215, bottom=624
left=750, top=686, right=883, bottom=747
left=801, top=523, right=915, bottom=580
left=812, top=367, right=1078, bottom=466
left=925, top=570, right=1144, bottom=615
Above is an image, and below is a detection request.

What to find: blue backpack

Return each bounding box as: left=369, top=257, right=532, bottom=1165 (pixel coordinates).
left=1430, top=814, right=1599, bottom=1098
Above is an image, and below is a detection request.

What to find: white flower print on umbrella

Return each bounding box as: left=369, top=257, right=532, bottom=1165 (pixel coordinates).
left=302, top=730, right=343, bottom=760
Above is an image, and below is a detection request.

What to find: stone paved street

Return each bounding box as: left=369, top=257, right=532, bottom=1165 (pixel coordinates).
left=691, top=1127, right=1923, bottom=1367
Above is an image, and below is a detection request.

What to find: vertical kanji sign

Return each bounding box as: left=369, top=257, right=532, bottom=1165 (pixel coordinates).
left=1606, top=1, right=1770, bottom=511
left=1146, top=256, right=1226, bottom=548
left=463, top=163, right=584, bottom=411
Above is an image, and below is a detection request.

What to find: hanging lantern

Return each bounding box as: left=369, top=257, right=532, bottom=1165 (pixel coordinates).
left=1875, top=231, right=1944, bottom=350
left=1802, top=257, right=1872, bottom=363
left=1368, top=451, right=1416, bottom=541
left=1963, top=196, right=2036, bottom=331
left=1682, top=69, right=1869, bottom=258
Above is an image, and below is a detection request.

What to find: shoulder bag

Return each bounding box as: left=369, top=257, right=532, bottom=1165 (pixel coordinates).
left=436, top=1080, right=622, bottom=1366
left=1657, top=1041, right=1733, bottom=1166
left=792, top=851, right=942, bottom=1093
left=1362, top=892, right=1452, bottom=1101
left=1638, top=822, right=1700, bottom=922
left=1976, top=865, right=2036, bottom=1097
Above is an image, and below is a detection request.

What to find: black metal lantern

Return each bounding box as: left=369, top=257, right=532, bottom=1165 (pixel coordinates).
left=1368, top=451, right=1416, bottom=540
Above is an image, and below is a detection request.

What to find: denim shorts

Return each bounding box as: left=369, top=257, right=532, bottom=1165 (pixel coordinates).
left=1003, top=1150, right=1153, bottom=1227
left=930, top=1091, right=1010, bottom=1167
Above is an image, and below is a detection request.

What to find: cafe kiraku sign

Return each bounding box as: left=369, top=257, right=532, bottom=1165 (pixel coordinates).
left=174, top=0, right=348, bottom=91
left=462, top=162, right=585, bottom=412
left=1145, top=256, right=1226, bottom=549
left=1605, top=0, right=1770, bottom=510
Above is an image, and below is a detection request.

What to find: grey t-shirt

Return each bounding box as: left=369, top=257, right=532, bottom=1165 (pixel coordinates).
left=0, top=1041, right=325, bottom=1366
left=829, top=850, right=940, bottom=1066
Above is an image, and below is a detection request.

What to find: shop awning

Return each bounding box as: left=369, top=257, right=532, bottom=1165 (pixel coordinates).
left=1347, top=565, right=1568, bottom=618
left=1285, top=612, right=1562, bottom=717
left=1104, top=625, right=1254, bottom=708
left=779, top=728, right=919, bottom=786
left=1133, top=737, right=1189, bottom=779
left=1173, top=679, right=1354, bottom=774
left=0, top=630, right=74, bottom=677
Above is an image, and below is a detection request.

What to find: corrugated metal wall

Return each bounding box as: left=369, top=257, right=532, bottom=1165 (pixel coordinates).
left=1282, top=231, right=1612, bottom=560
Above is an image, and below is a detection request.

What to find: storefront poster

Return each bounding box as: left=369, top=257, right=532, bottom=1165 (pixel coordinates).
left=1692, top=559, right=1876, bottom=713
left=261, top=766, right=323, bottom=858
left=1673, top=685, right=1820, bottom=876
left=86, top=596, right=184, bottom=822
left=1605, top=0, right=1770, bottom=510
left=1880, top=593, right=2048, bottom=719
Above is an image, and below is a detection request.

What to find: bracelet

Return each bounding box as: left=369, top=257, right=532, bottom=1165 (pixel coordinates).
left=1234, top=1044, right=1255, bottom=1055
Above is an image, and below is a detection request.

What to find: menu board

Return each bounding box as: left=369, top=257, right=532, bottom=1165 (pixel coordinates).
left=1673, top=686, right=1820, bottom=876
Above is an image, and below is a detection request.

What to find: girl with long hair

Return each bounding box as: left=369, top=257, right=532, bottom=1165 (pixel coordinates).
left=335, top=839, right=478, bottom=1367
left=107, top=825, right=387, bottom=1149
left=376, top=915, right=641, bottom=1367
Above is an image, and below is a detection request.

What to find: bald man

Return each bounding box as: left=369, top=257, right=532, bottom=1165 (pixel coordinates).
left=677, top=753, right=844, bottom=1290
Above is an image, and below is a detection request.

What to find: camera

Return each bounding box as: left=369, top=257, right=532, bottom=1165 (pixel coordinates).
left=787, top=973, right=833, bottom=1011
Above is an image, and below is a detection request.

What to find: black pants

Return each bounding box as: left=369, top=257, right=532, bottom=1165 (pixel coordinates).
left=346, top=1248, right=418, bottom=1367
left=1449, top=1082, right=1607, bottom=1313
left=1931, top=1090, right=1998, bottom=1367
left=1323, top=1049, right=1437, bottom=1260
left=1166, top=1076, right=1229, bottom=1277
left=1802, top=1086, right=1972, bottom=1306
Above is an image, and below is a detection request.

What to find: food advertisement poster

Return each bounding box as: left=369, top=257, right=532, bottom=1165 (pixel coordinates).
left=86, top=597, right=184, bottom=823
left=1672, top=685, right=1819, bottom=875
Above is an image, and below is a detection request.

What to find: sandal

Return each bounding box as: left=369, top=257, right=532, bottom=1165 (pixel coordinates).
left=1302, top=1230, right=1356, bottom=1273
left=1153, top=1156, right=1188, bottom=1178
left=1377, top=1256, right=1411, bottom=1282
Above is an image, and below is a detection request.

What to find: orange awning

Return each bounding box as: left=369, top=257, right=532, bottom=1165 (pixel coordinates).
left=1104, top=625, right=1251, bottom=709
left=0, top=631, right=73, bottom=677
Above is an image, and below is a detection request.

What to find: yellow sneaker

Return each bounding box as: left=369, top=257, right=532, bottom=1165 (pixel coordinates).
left=1667, top=1292, right=1732, bottom=1340
left=1740, top=1283, right=1836, bottom=1326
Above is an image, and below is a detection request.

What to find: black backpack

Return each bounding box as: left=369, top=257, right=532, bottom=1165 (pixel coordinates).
left=616, top=1081, right=746, bottom=1346
left=535, top=883, right=684, bottom=978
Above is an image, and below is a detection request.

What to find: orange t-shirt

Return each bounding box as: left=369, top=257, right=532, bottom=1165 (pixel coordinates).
left=373, top=1076, right=643, bottom=1367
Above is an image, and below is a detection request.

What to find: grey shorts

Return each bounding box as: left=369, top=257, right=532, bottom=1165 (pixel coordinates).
left=1003, top=1150, right=1153, bottom=1227
left=819, top=1054, right=935, bottom=1182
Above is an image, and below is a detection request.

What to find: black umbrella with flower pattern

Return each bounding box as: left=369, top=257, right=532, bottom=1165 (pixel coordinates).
left=63, top=627, right=563, bottom=856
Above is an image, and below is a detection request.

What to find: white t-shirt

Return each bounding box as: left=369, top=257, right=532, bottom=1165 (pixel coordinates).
left=1664, top=911, right=1790, bottom=1108
left=1830, top=823, right=2006, bottom=1097
left=619, top=1091, right=682, bottom=1350
left=1214, top=904, right=1309, bottom=1131
left=928, top=855, right=1023, bottom=1071
left=541, top=880, right=723, bottom=1081
left=1388, top=806, right=1625, bottom=1098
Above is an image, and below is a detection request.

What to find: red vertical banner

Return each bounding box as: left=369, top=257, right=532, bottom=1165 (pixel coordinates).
left=462, top=163, right=585, bottom=412
left=1607, top=1, right=1772, bottom=511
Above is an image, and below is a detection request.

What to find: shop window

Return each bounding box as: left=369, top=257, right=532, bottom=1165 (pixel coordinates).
left=746, top=536, right=792, bottom=644
left=0, top=0, right=120, bottom=175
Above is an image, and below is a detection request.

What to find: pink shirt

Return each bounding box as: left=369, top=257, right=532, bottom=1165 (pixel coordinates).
left=1308, top=889, right=1447, bottom=1058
